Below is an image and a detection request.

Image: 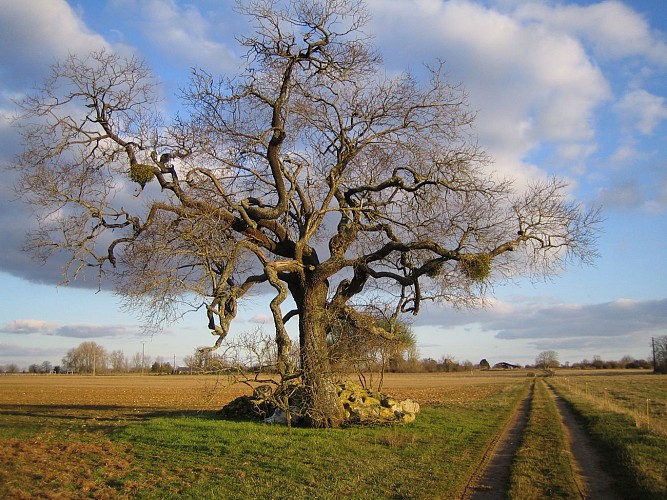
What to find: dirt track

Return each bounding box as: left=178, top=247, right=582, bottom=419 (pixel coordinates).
left=547, top=385, right=621, bottom=500
left=462, top=382, right=533, bottom=499
left=462, top=380, right=618, bottom=499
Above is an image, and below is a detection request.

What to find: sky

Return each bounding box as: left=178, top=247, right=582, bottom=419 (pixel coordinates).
left=0, top=0, right=666, bottom=369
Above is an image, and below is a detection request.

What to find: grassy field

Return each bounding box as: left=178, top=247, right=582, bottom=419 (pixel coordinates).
left=548, top=373, right=667, bottom=498
left=1, top=371, right=664, bottom=499
left=0, top=372, right=527, bottom=499
left=551, top=371, right=667, bottom=434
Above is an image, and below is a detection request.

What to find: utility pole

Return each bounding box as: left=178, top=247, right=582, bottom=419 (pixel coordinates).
left=652, top=337, right=656, bottom=372
left=141, top=341, right=146, bottom=376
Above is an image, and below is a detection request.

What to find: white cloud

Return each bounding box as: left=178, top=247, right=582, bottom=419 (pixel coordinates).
left=0, top=0, right=108, bottom=90
left=108, top=0, right=238, bottom=75
left=515, top=0, right=667, bottom=65
left=614, top=89, right=667, bottom=135
left=1, top=319, right=59, bottom=334
left=366, top=0, right=611, bottom=184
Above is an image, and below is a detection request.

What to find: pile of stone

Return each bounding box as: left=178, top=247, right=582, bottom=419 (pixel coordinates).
left=220, top=380, right=420, bottom=425
left=337, top=381, right=420, bottom=424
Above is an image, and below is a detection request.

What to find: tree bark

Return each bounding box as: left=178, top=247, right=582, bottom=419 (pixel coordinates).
left=296, top=278, right=346, bottom=428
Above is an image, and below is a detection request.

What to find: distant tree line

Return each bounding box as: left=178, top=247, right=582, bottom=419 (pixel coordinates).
left=1, top=337, right=664, bottom=374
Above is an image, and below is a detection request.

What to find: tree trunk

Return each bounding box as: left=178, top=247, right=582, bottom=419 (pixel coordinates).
left=297, top=279, right=346, bottom=428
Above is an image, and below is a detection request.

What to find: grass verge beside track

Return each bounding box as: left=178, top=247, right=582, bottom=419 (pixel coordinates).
left=548, top=379, right=667, bottom=499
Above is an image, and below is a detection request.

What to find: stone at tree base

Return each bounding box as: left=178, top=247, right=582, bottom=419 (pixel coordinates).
left=219, top=380, right=420, bottom=425
left=335, top=381, right=420, bottom=425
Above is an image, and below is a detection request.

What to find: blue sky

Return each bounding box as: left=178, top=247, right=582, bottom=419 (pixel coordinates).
left=0, top=0, right=666, bottom=369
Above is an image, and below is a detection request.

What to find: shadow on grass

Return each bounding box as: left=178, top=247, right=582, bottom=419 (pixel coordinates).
left=0, top=404, right=233, bottom=437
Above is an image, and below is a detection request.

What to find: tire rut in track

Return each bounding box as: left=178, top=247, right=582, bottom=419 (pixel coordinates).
left=544, top=384, right=621, bottom=500
left=462, top=380, right=620, bottom=500
left=461, top=382, right=534, bottom=499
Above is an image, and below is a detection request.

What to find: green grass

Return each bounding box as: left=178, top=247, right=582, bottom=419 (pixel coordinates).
left=548, top=380, right=667, bottom=499
left=112, top=383, right=528, bottom=499
left=508, top=379, right=581, bottom=500
left=0, top=380, right=528, bottom=499
left=554, top=373, right=667, bottom=434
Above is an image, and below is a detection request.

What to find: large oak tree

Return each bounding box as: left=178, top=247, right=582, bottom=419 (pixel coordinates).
left=14, top=0, right=599, bottom=426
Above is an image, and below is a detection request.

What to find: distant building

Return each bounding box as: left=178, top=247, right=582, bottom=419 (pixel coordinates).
left=493, top=362, right=520, bottom=370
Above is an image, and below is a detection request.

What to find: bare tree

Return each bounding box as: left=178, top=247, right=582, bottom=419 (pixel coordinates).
left=536, top=350, right=560, bottom=370
left=62, top=341, right=108, bottom=374
left=109, top=349, right=129, bottom=373
left=653, top=336, right=667, bottom=373
left=14, top=0, right=599, bottom=426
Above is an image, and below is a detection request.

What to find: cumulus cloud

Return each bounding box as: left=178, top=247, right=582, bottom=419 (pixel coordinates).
left=514, top=1, right=667, bottom=65
left=366, top=0, right=611, bottom=184
left=0, top=0, right=107, bottom=91
left=107, top=0, right=238, bottom=76
left=0, top=0, right=111, bottom=286
left=614, top=89, right=667, bottom=135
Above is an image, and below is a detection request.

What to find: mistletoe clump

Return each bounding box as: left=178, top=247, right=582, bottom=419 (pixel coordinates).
left=461, top=254, right=491, bottom=281
left=129, top=162, right=154, bottom=186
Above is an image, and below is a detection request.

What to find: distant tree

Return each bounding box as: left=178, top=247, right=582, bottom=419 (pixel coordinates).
left=591, top=355, right=605, bottom=369
left=109, top=350, right=129, bottom=373
left=62, top=342, right=108, bottom=374
left=5, top=364, right=20, bottom=374
left=151, top=359, right=173, bottom=374
left=619, top=355, right=635, bottom=368
left=653, top=336, right=667, bottom=374
left=184, top=348, right=228, bottom=373
left=130, top=352, right=152, bottom=373
left=14, top=0, right=600, bottom=426
left=41, top=361, right=53, bottom=373
left=535, top=350, right=559, bottom=370
left=479, top=358, right=490, bottom=370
